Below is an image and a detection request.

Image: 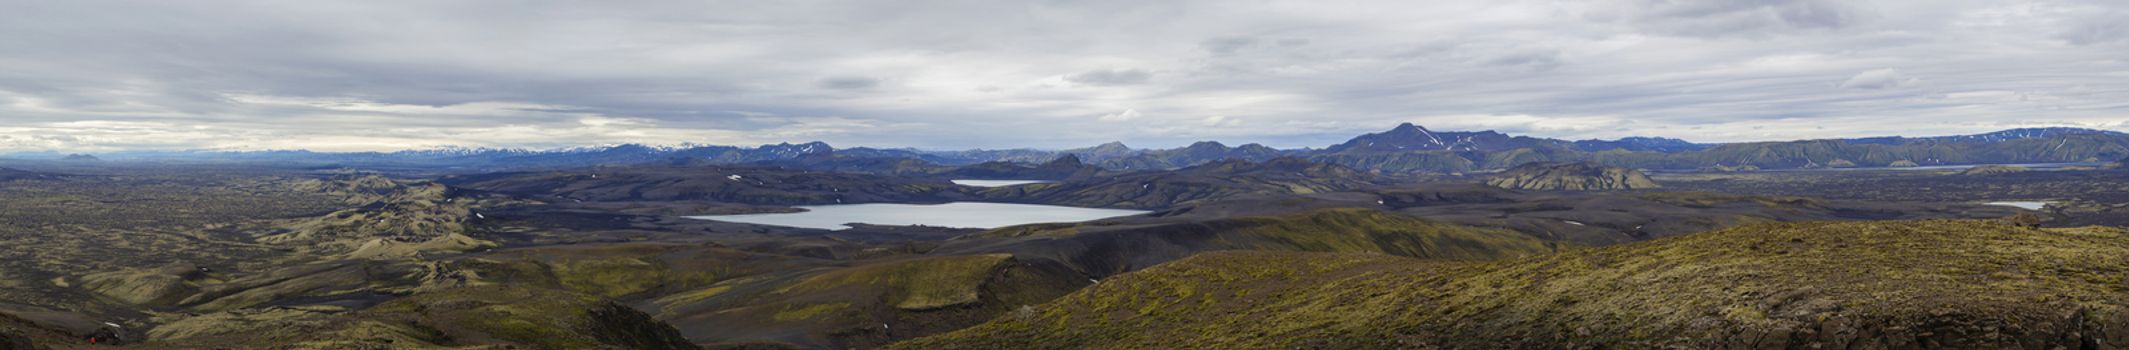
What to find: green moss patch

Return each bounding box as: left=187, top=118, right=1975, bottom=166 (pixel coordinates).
left=782, top=254, right=1014, bottom=310
left=773, top=303, right=851, bottom=322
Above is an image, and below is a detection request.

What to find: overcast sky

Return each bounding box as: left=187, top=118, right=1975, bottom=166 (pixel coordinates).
left=3, top=0, right=2127, bottom=152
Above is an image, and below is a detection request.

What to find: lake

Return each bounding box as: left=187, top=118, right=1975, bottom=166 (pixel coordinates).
left=951, top=179, right=1055, bottom=187
left=1985, top=201, right=2050, bottom=210
left=685, top=202, right=1147, bottom=230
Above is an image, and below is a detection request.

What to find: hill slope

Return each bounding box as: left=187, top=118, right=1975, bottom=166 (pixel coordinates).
left=1484, top=162, right=1660, bottom=191
left=954, top=208, right=1558, bottom=277
left=0, top=167, right=58, bottom=181
left=896, top=220, right=2129, bottom=349
left=979, top=157, right=1379, bottom=209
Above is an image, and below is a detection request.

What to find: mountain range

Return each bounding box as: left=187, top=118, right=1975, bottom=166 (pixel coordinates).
left=14, top=125, right=2128, bottom=174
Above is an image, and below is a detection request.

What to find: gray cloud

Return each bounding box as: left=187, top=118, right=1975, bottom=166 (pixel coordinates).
left=2058, top=11, right=2129, bottom=46
left=1837, top=69, right=1917, bottom=89
left=1200, top=37, right=1260, bottom=56
left=1064, top=69, right=1153, bottom=86
left=1597, top=0, right=1862, bottom=37
left=817, top=77, right=882, bottom=90
left=2, top=0, right=2128, bottom=152
left=1482, top=50, right=1566, bottom=71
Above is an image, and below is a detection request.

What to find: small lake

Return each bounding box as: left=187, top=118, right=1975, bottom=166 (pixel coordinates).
left=1985, top=201, right=2050, bottom=210
left=685, top=202, right=1147, bottom=230
left=951, top=179, right=1055, bottom=187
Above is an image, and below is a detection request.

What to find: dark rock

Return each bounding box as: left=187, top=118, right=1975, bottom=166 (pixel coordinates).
left=585, top=302, right=701, bottom=350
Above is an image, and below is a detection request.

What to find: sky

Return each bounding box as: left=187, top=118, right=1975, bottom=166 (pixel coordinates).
left=2, top=0, right=2127, bottom=152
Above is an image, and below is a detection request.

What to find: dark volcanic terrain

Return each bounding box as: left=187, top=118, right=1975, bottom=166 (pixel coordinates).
left=3, top=126, right=2128, bottom=349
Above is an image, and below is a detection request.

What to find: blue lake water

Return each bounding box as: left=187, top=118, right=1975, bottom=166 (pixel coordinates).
left=1984, top=201, right=2050, bottom=210
left=685, top=202, right=1147, bottom=230
left=950, top=179, right=1055, bottom=187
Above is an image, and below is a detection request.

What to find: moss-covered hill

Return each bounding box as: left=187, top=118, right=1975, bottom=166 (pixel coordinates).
left=1962, top=165, right=2033, bottom=176
left=633, top=208, right=1552, bottom=349
left=959, top=208, right=1557, bottom=277
left=1484, top=162, right=1659, bottom=191
left=146, top=286, right=698, bottom=349
left=895, top=220, right=2129, bottom=349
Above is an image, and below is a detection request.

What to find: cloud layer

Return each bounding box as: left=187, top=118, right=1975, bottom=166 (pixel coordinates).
left=3, top=0, right=2127, bottom=152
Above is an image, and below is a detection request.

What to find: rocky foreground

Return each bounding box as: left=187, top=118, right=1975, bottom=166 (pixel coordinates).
left=897, top=220, right=2129, bottom=349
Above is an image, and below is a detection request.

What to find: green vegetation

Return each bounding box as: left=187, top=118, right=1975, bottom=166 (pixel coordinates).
left=78, top=264, right=211, bottom=307
left=780, top=254, right=1013, bottom=310
left=1963, top=165, right=2032, bottom=175
left=146, top=286, right=696, bottom=349
left=1206, top=208, right=1554, bottom=260
left=362, top=286, right=695, bottom=349
left=973, top=222, right=1082, bottom=238
left=552, top=257, right=671, bottom=298
left=898, top=220, right=2129, bottom=349
left=1638, top=191, right=1822, bottom=209
left=774, top=303, right=852, bottom=321
left=1484, top=162, right=1659, bottom=191
left=455, top=244, right=740, bottom=299
left=969, top=208, right=1556, bottom=262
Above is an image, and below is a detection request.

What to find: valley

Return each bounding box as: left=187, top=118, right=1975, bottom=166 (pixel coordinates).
left=2, top=125, right=2127, bottom=349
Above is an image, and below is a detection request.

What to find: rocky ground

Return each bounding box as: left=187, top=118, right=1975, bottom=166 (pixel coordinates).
left=0, top=159, right=2119, bottom=349
left=897, top=220, right=2129, bottom=349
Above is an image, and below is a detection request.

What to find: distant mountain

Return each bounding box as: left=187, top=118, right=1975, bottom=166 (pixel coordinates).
left=1850, top=127, right=2128, bottom=145
left=742, top=150, right=1110, bottom=180
left=1571, top=136, right=1709, bottom=153
left=910, top=140, right=1139, bottom=167
left=1601, top=132, right=2129, bottom=170
left=980, top=157, right=1378, bottom=209
left=437, top=142, right=838, bottom=169
left=1097, top=141, right=1294, bottom=170
left=60, top=153, right=100, bottom=161
left=1326, top=123, right=1567, bottom=153
left=74, top=142, right=841, bottom=170
left=1314, top=124, right=2129, bottom=174
left=440, top=164, right=976, bottom=205
left=1062, top=141, right=1138, bottom=162
left=741, top=152, right=952, bottom=175
left=20, top=124, right=2126, bottom=174
left=707, top=140, right=1299, bottom=175
left=941, top=154, right=1105, bottom=180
